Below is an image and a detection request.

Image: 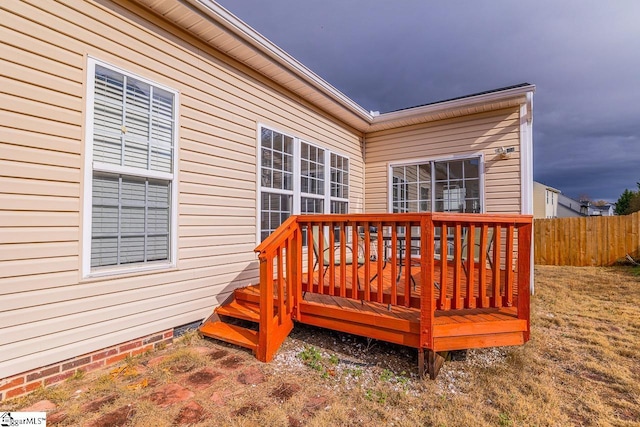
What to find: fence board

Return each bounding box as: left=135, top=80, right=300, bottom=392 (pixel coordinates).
left=534, top=212, right=640, bottom=266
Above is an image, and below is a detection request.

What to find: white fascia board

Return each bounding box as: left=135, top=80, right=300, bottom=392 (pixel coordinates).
left=373, top=84, right=537, bottom=127
left=184, top=0, right=372, bottom=123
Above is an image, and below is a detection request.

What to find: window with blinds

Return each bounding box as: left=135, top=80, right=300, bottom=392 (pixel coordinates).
left=88, top=61, right=177, bottom=271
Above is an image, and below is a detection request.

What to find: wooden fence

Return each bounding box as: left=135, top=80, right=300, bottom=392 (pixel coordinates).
left=534, top=211, right=640, bottom=266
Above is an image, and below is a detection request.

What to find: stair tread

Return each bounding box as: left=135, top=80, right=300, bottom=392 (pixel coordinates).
left=216, top=300, right=260, bottom=322
left=235, top=285, right=261, bottom=303
left=199, top=321, right=258, bottom=351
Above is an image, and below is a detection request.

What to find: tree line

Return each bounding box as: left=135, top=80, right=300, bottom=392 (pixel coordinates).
left=615, top=181, right=640, bottom=215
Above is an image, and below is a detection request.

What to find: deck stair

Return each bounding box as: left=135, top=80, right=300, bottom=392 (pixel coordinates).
left=199, top=285, right=261, bottom=353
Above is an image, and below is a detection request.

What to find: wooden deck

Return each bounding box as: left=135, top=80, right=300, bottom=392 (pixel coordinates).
left=200, top=213, right=532, bottom=378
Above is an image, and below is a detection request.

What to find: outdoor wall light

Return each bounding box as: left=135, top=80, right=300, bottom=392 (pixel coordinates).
left=495, top=146, right=515, bottom=159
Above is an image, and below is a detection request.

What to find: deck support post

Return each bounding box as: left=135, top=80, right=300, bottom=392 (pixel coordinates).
left=418, top=348, right=425, bottom=377
left=425, top=349, right=447, bottom=379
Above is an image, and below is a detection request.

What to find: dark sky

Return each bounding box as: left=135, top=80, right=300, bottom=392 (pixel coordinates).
left=217, top=0, right=640, bottom=202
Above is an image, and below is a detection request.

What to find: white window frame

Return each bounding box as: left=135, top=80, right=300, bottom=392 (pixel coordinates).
left=387, top=153, right=485, bottom=213
left=256, top=124, right=350, bottom=243
left=299, top=140, right=327, bottom=214
left=82, top=57, right=179, bottom=278
left=329, top=152, right=350, bottom=214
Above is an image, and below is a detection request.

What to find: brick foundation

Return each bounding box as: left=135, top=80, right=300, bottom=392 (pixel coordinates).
left=0, top=329, right=174, bottom=401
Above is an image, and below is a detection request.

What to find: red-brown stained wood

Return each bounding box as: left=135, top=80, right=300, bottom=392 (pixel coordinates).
left=434, top=331, right=525, bottom=352
left=405, top=223, right=412, bottom=308
left=339, top=224, right=347, bottom=298
left=504, top=225, right=514, bottom=307
left=517, top=221, right=532, bottom=342
left=478, top=225, right=489, bottom=308
left=248, top=213, right=531, bottom=369
left=452, top=223, right=462, bottom=309
left=465, top=225, right=476, bottom=308
left=328, top=224, right=335, bottom=296
left=439, top=223, right=450, bottom=310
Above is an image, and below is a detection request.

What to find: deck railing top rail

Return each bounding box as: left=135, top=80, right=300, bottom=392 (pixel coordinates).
left=288, top=212, right=532, bottom=223
left=254, top=215, right=299, bottom=257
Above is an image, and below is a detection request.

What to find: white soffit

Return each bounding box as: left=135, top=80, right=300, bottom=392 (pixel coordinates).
left=133, top=0, right=535, bottom=133
left=134, top=0, right=372, bottom=131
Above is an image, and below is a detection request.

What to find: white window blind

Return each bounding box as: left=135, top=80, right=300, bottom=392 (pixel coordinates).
left=88, top=62, right=176, bottom=271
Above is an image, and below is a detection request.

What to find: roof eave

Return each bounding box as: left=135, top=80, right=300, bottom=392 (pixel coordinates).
left=183, top=0, right=373, bottom=126
left=132, top=0, right=535, bottom=134
left=370, top=84, right=536, bottom=132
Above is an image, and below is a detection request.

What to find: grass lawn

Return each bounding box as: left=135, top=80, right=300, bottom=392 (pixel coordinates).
left=4, top=266, right=640, bottom=426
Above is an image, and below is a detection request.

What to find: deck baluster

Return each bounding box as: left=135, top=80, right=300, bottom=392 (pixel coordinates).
left=478, top=225, right=489, bottom=308
left=339, top=223, right=347, bottom=298
left=363, top=223, right=371, bottom=301
left=491, top=224, right=502, bottom=307
left=504, top=225, right=515, bottom=307
left=277, top=246, right=284, bottom=325
left=405, top=223, right=412, bottom=308
left=439, top=223, right=450, bottom=310
left=452, top=223, right=463, bottom=309
left=328, top=224, right=335, bottom=296
left=376, top=221, right=384, bottom=304
left=465, top=225, right=476, bottom=308
left=351, top=223, right=359, bottom=300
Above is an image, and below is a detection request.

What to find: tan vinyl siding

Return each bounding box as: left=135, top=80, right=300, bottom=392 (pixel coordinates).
left=364, top=108, right=522, bottom=214
left=0, top=0, right=363, bottom=378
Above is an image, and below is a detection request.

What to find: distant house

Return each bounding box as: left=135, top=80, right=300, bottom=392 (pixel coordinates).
left=0, top=0, right=535, bottom=398
left=533, top=181, right=560, bottom=218
left=557, top=193, right=584, bottom=217
left=595, top=204, right=615, bottom=216
left=557, top=194, right=615, bottom=217
left=581, top=201, right=615, bottom=217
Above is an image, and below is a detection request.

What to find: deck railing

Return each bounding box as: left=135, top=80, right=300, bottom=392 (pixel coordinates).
left=253, top=216, right=300, bottom=361
left=255, top=213, right=532, bottom=361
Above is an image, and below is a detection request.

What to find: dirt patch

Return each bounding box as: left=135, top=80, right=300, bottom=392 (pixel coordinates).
left=174, top=401, right=205, bottom=425
left=185, top=368, right=222, bottom=390
left=270, top=382, right=301, bottom=402
left=219, top=355, right=244, bottom=369
left=86, top=405, right=135, bottom=427
left=208, top=349, right=229, bottom=360
left=233, top=403, right=264, bottom=417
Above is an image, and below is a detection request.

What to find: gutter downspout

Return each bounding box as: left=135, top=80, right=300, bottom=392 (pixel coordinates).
left=519, top=91, right=535, bottom=294
left=361, top=133, right=366, bottom=213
